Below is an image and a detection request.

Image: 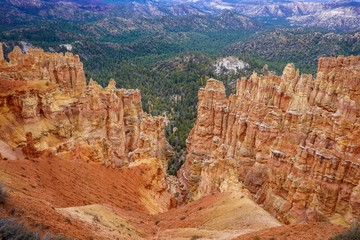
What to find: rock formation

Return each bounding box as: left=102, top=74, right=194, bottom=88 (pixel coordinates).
left=0, top=44, right=173, bottom=210
left=0, top=44, right=86, bottom=95
left=179, top=55, right=360, bottom=225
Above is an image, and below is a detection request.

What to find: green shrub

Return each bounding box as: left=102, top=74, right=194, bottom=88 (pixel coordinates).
left=330, top=221, right=360, bottom=240
left=0, top=218, right=70, bottom=240
left=0, top=218, right=34, bottom=239
left=0, top=182, right=7, bottom=204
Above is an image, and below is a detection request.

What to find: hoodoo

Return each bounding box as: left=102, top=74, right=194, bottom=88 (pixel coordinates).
left=0, top=44, right=172, bottom=167
left=0, top=45, right=174, bottom=213
left=179, top=55, right=360, bottom=225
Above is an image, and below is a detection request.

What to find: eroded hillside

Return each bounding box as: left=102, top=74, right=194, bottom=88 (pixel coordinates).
left=0, top=44, right=177, bottom=238
left=180, top=55, right=360, bottom=226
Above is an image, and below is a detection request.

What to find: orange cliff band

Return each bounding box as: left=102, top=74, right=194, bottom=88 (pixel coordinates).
left=179, top=55, right=360, bottom=225
left=0, top=43, right=173, bottom=181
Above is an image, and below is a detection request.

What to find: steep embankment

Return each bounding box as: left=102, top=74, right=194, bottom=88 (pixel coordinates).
left=0, top=156, right=163, bottom=239
left=0, top=153, right=344, bottom=240
left=0, top=156, right=283, bottom=239
left=180, top=55, right=360, bottom=225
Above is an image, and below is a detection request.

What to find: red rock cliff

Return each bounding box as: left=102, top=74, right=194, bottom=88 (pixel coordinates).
left=0, top=44, right=174, bottom=211
left=179, top=56, right=360, bottom=225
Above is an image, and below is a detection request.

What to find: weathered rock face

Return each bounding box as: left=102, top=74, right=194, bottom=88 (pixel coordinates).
left=179, top=56, right=360, bottom=225
left=0, top=45, right=173, bottom=210
left=0, top=44, right=86, bottom=95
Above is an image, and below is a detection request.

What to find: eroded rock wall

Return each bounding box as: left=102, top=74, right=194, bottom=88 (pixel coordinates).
left=179, top=56, right=360, bottom=225
left=0, top=44, right=172, bottom=188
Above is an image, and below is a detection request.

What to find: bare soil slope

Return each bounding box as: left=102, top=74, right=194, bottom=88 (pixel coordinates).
left=0, top=156, right=345, bottom=240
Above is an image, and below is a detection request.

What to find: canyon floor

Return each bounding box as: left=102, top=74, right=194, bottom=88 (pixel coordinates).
left=0, top=156, right=344, bottom=240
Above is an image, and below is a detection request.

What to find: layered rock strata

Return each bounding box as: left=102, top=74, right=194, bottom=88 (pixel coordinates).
left=179, top=56, right=360, bottom=225
left=0, top=44, right=173, bottom=210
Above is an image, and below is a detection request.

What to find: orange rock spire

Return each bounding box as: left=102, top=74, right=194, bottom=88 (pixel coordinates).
left=0, top=44, right=172, bottom=174
left=180, top=56, right=360, bottom=225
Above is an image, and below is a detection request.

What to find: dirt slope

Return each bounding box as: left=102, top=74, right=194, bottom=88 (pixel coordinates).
left=0, top=155, right=280, bottom=240
left=0, top=156, right=345, bottom=239
left=0, top=155, right=159, bottom=239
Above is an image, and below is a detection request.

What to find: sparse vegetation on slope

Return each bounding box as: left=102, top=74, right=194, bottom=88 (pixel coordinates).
left=0, top=182, right=69, bottom=239
left=226, top=28, right=360, bottom=73
left=0, top=218, right=69, bottom=240
left=330, top=221, right=360, bottom=240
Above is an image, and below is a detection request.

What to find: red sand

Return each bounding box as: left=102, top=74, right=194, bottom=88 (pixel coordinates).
left=0, top=156, right=345, bottom=239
